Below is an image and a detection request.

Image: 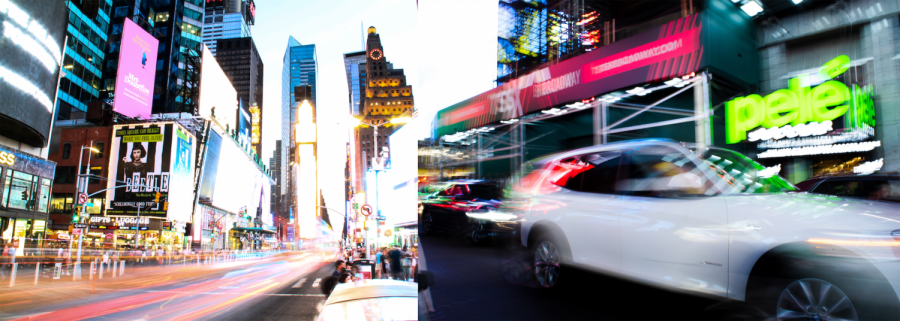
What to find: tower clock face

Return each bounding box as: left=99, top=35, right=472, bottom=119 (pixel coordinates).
left=370, top=49, right=383, bottom=60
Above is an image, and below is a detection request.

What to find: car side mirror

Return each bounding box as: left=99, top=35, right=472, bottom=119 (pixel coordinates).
left=418, top=270, right=435, bottom=292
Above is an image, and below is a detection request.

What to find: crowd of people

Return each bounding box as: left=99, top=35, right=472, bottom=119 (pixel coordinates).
left=321, top=245, right=419, bottom=296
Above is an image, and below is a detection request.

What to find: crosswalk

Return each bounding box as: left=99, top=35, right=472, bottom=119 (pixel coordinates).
left=292, top=278, right=307, bottom=288
left=311, top=278, right=321, bottom=288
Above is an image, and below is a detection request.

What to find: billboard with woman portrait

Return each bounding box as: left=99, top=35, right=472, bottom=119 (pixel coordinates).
left=105, top=123, right=194, bottom=222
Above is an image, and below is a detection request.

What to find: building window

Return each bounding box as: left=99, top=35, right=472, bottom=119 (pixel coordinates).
left=62, top=143, right=71, bottom=159
left=1, top=169, right=49, bottom=212
left=114, top=6, right=128, bottom=18
left=95, top=142, right=104, bottom=159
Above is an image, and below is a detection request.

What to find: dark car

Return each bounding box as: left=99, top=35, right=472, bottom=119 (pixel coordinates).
left=796, top=175, right=900, bottom=202
left=419, top=181, right=519, bottom=243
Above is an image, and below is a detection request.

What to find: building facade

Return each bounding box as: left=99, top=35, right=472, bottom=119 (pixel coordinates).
left=281, top=37, right=317, bottom=201
left=100, top=0, right=205, bottom=116
left=215, top=37, right=264, bottom=156
left=0, top=1, right=68, bottom=250
left=343, top=50, right=367, bottom=116
left=351, top=27, right=414, bottom=192
left=201, top=0, right=255, bottom=56
left=55, top=0, right=113, bottom=121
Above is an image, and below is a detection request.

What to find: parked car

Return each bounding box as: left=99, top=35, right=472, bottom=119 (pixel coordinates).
left=419, top=180, right=519, bottom=243
left=796, top=175, right=900, bottom=203
left=516, top=138, right=900, bottom=320
left=316, top=279, right=418, bottom=321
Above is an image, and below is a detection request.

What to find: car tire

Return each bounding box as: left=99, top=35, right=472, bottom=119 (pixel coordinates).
left=752, top=259, right=900, bottom=321
left=530, top=234, right=564, bottom=289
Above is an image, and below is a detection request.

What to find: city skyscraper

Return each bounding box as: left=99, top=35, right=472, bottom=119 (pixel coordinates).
left=100, top=0, right=205, bottom=115
left=343, top=50, right=366, bottom=116
left=281, top=37, right=317, bottom=199
left=55, top=0, right=113, bottom=120
left=350, top=26, right=414, bottom=192
left=215, top=37, right=264, bottom=155
left=201, top=0, right=255, bottom=56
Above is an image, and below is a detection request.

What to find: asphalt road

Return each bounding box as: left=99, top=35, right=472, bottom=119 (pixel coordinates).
left=0, top=251, right=337, bottom=321
left=421, top=233, right=768, bottom=321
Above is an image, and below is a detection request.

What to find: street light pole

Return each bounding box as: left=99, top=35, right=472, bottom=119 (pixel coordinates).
left=75, top=142, right=98, bottom=268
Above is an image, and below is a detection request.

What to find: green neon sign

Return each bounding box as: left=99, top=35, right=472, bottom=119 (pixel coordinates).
left=726, top=55, right=875, bottom=144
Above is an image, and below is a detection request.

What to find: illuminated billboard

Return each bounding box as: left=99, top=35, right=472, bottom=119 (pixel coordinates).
left=106, top=123, right=195, bottom=222
left=209, top=123, right=270, bottom=217
left=112, top=19, right=158, bottom=119
left=199, top=46, right=238, bottom=131
left=296, top=144, right=317, bottom=239
left=0, top=0, right=67, bottom=147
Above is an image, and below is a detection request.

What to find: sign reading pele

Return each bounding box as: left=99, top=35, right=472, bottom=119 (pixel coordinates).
left=106, top=123, right=177, bottom=216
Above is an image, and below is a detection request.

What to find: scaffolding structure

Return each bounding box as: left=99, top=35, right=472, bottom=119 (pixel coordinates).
left=497, top=0, right=611, bottom=84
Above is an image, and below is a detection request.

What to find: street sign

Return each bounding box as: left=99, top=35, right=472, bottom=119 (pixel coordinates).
left=74, top=224, right=87, bottom=228
left=361, top=204, right=373, bottom=217
left=77, top=193, right=87, bottom=205
left=376, top=215, right=386, bottom=221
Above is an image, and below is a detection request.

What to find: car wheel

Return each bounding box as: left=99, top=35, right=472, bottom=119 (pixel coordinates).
left=752, top=261, right=900, bottom=321
left=532, top=237, right=561, bottom=288
left=775, top=278, right=858, bottom=321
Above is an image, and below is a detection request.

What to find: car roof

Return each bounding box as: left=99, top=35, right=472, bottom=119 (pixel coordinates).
left=324, top=279, right=417, bottom=305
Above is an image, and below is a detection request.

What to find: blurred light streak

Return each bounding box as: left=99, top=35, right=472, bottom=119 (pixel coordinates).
left=807, top=237, right=900, bottom=246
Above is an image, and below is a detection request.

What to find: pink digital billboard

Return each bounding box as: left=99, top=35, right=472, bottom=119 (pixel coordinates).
left=113, top=19, right=158, bottom=118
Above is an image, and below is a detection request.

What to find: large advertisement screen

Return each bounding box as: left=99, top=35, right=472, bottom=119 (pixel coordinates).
left=199, top=130, right=221, bottom=200
left=105, top=123, right=195, bottom=221
left=198, top=46, right=238, bottom=130
left=209, top=126, right=270, bottom=216
left=112, top=19, right=158, bottom=119
left=0, top=0, right=67, bottom=147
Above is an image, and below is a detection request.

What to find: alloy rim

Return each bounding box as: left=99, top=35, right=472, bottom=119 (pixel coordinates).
left=776, top=278, right=858, bottom=321
left=533, top=240, right=560, bottom=287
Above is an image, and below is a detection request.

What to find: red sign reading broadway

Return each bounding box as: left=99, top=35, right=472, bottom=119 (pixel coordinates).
left=436, top=13, right=704, bottom=137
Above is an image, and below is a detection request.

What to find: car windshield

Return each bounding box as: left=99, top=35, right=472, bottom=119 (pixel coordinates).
left=689, top=146, right=796, bottom=194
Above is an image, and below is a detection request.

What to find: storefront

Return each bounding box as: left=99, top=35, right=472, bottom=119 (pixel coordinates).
left=198, top=204, right=232, bottom=250
left=0, top=146, right=55, bottom=254
left=430, top=6, right=760, bottom=180
left=84, top=215, right=183, bottom=251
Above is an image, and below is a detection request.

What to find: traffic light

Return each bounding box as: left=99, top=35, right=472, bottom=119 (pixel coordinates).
left=72, top=214, right=79, bottom=223
left=20, top=190, right=27, bottom=200
left=163, top=201, right=169, bottom=210
left=154, top=192, right=161, bottom=203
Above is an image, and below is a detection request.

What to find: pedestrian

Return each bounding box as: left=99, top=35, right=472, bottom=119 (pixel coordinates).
left=381, top=248, right=389, bottom=279
left=350, top=265, right=362, bottom=281
left=375, top=248, right=384, bottom=279
left=388, top=247, right=405, bottom=281
left=332, top=260, right=346, bottom=277
left=338, top=272, right=352, bottom=284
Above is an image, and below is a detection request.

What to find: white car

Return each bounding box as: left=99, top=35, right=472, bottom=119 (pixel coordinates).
left=515, top=138, right=900, bottom=320
left=316, top=279, right=418, bottom=321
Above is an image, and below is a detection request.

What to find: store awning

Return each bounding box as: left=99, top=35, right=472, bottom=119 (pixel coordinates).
left=232, top=227, right=277, bottom=234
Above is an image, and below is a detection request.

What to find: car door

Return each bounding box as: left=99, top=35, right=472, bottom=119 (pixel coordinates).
left=428, top=184, right=464, bottom=231
left=617, top=144, right=730, bottom=297
left=553, top=151, right=623, bottom=273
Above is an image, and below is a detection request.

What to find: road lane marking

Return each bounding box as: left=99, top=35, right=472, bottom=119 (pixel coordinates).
left=0, top=300, right=32, bottom=307
left=292, top=278, right=307, bottom=288
left=312, top=278, right=321, bottom=288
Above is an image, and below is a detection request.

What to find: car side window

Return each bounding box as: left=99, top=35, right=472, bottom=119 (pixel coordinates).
left=568, top=151, right=622, bottom=194
left=621, top=146, right=712, bottom=197
left=813, top=180, right=867, bottom=198
left=865, top=180, right=899, bottom=201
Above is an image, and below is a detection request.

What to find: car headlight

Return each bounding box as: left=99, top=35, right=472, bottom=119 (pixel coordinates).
left=466, top=211, right=518, bottom=222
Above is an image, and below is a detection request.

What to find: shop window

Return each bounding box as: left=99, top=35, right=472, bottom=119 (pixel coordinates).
left=2, top=169, right=37, bottom=211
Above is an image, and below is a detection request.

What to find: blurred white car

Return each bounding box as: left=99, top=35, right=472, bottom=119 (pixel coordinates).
left=316, top=279, right=417, bottom=321
left=516, top=138, right=900, bottom=320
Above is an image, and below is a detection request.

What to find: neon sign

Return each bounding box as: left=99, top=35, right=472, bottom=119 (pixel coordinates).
left=250, top=105, right=260, bottom=145
left=0, top=150, right=15, bottom=166
left=726, top=55, right=875, bottom=144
